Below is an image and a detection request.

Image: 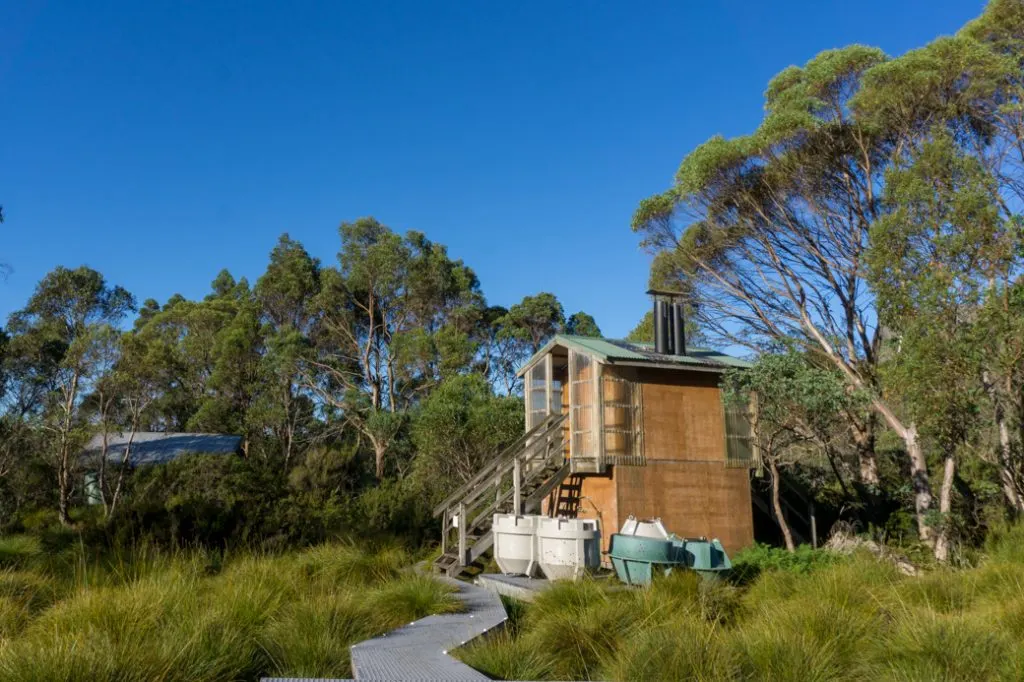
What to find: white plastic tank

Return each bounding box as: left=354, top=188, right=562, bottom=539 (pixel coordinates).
left=536, top=517, right=601, bottom=581
left=619, top=515, right=670, bottom=539
left=492, top=513, right=540, bottom=577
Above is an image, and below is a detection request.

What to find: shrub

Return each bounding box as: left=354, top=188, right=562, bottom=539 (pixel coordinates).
left=601, top=620, right=729, bottom=682
left=0, top=542, right=461, bottom=682
left=729, top=543, right=840, bottom=584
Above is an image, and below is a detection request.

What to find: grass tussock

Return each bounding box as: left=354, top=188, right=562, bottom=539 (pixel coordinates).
left=457, top=524, right=1024, bottom=681
left=0, top=538, right=460, bottom=682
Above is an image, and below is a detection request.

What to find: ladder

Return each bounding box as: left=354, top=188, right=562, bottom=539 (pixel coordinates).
left=432, top=414, right=570, bottom=577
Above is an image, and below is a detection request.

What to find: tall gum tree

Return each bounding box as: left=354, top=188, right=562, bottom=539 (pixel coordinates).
left=306, top=218, right=484, bottom=479
left=630, top=46, right=955, bottom=541
left=5, top=266, right=134, bottom=525
left=634, top=1, right=1024, bottom=555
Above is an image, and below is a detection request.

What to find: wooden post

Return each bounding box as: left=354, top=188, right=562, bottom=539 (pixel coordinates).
left=545, top=353, right=554, bottom=416
left=458, top=502, right=467, bottom=565
left=441, top=509, right=448, bottom=555
left=596, top=366, right=603, bottom=468
left=568, top=351, right=576, bottom=461
left=513, top=457, right=522, bottom=515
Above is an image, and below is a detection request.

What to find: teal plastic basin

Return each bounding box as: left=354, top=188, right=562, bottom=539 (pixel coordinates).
left=608, top=534, right=732, bottom=586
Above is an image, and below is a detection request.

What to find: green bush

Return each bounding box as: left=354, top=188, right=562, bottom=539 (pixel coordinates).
left=456, top=534, right=1024, bottom=681
left=0, top=542, right=459, bottom=681
left=729, top=542, right=840, bottom=584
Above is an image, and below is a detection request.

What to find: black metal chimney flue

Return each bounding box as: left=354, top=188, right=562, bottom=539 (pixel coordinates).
left=653, top=299, right=668, bottom=355
left=667, top=301, right=679, bottom=355
left=648, top=289, right=687, bottom=357
left=672, top=301, right=686, bottom=356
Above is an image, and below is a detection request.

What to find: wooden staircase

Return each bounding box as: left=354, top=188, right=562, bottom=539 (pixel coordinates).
left=432, top=414, right=570, bottom=577
left=553, top=474, right=585, bottom=517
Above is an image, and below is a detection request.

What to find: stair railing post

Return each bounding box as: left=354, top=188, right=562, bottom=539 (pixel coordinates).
left=441, top=509, right=448, bottom=556
left=458, top=502, right=467, bottom=566
left=513, top=456, right=522, bottom=515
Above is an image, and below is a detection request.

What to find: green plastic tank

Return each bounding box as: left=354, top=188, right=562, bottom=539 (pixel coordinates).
left=608, top=516, right=732, bottom=586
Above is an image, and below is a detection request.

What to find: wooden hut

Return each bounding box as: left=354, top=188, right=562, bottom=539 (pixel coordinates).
left=515, top=328, right=756, bottom=556
left=432, top=293, right=758, bottom=576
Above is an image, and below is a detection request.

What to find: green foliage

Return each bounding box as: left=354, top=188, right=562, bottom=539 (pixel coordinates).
left=565, top=311, right=601, bottom=338
left=497, top=292, right=565, bottom=352
left=730, top=543, right=840, bottom=583
left=0, top=542, right=460, bottom=681
left=460, top=540, right=1024, bottom=681
left=410, top=374, right=523, bottom=497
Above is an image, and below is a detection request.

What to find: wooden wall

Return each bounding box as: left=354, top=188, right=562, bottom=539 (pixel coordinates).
left=576, top=472, right=617, bottom=555
left=638, top=368, right=727, bottom=463
left=575, top=366, right=754, bottom=557
left=614, top=462, right=753, bottom=555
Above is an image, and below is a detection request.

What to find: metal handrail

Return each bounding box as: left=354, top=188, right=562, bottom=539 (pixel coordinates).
left=432, top=413, right=567, bottom=517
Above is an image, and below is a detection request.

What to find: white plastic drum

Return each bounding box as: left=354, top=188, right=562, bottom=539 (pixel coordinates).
left=536, top=517, right=601, bottom=581
left=619, top=515, right=670, bottom=539
left=492, top=513, right=540, bottom=577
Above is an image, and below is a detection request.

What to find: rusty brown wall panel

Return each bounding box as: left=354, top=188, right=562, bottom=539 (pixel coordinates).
left=577, top=472, right=618, bottom=555
left=614, top=462, right=753, bottom=556
left=639, top=369, right=726, bottom=463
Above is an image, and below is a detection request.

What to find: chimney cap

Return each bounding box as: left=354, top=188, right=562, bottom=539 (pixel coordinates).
left=646, top=288, right=686, bottom=300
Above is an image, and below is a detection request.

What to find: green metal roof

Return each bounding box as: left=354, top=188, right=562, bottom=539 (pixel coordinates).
left=519, top=334, right=751, bottom=376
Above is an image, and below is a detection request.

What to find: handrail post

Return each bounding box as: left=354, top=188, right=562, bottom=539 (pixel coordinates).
left=441, top=509, right=448, bottom=555
left=513, top=457, right=522, bottom=515
left=458, top=502, right=467, bottom=565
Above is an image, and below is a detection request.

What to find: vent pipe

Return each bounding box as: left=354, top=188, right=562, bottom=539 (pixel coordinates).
left=647, top=289, right=687, bottom=357
left=672, top=301, right=686, bottom=356
left=653, top=299, right=669, bottom=355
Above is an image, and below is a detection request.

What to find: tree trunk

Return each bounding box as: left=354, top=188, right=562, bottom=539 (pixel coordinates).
left=98, top=429, right=110, bottom=515
left=995, top=406, right=1022, bottom=515
left=57, top=457, right=71, bottom=526
left=906, top=426, right=935, bottom=547
left=933, top=453, right=956, bottom=563
left=57, top=371, right=80, bottom=527
left=983, top=371, right=1022, bottom=515
left=852, top=415, right=879, bottom=487
left=868, top=395, right=934, bottom=547
left=108, top=426, right=137, bottom=518
left=801, top=319, right=933, bottom=545
left=372, top=437, right=387, bottom=479
left=769, top=459, right=795, bottom=552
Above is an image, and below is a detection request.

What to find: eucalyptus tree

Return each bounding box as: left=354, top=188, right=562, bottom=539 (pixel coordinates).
left=5, top=266, right=134, bottom=524
left=724, top=353, right=857, bottom=551
left=868, top=133, right=1018, bottom=556
left=129, top=273, right=258, bottom=436
left=410, top=373, right=523, bottom=495
left=497, top=292, right=565, bottom=354
left=565, top=311, right=601, bottom=338
left=306, top=218, right=484, bottom=478
left=253, top=234, right=321, bottom=469
left=633, top=1, right=1024, bottom=556
left=858, top=1, right=1024, bottom=520
left=632, top=46, right=892, bottom=496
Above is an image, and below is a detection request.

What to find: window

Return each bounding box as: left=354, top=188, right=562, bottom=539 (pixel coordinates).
left=724, top=400, right=755, bottom=468
left=526, top=361, right=548, bottom=430
left=601, top=368, right=644, bottom=466
left=569, top=350, right=597, bottom=462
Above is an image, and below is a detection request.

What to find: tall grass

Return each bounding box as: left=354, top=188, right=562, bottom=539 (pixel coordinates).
left=0, top=538, right=460, bottom=682
left=458, top=524, right=1024, bottom=681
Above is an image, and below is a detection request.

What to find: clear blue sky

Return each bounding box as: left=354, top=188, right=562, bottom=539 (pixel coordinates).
left=1, top=1, right=984, bottom=336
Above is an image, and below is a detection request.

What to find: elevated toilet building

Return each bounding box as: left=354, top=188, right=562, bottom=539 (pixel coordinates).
left=517, top=296, right=755, bottom=556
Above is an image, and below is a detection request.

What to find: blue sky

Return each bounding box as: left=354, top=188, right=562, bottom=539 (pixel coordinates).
left=1, top=1, right=984, bottom=336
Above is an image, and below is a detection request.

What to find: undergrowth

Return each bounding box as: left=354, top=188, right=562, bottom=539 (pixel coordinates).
left=457, top=524, right=1024, bottom=681
left=0, top=537, right=460, bottom=682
